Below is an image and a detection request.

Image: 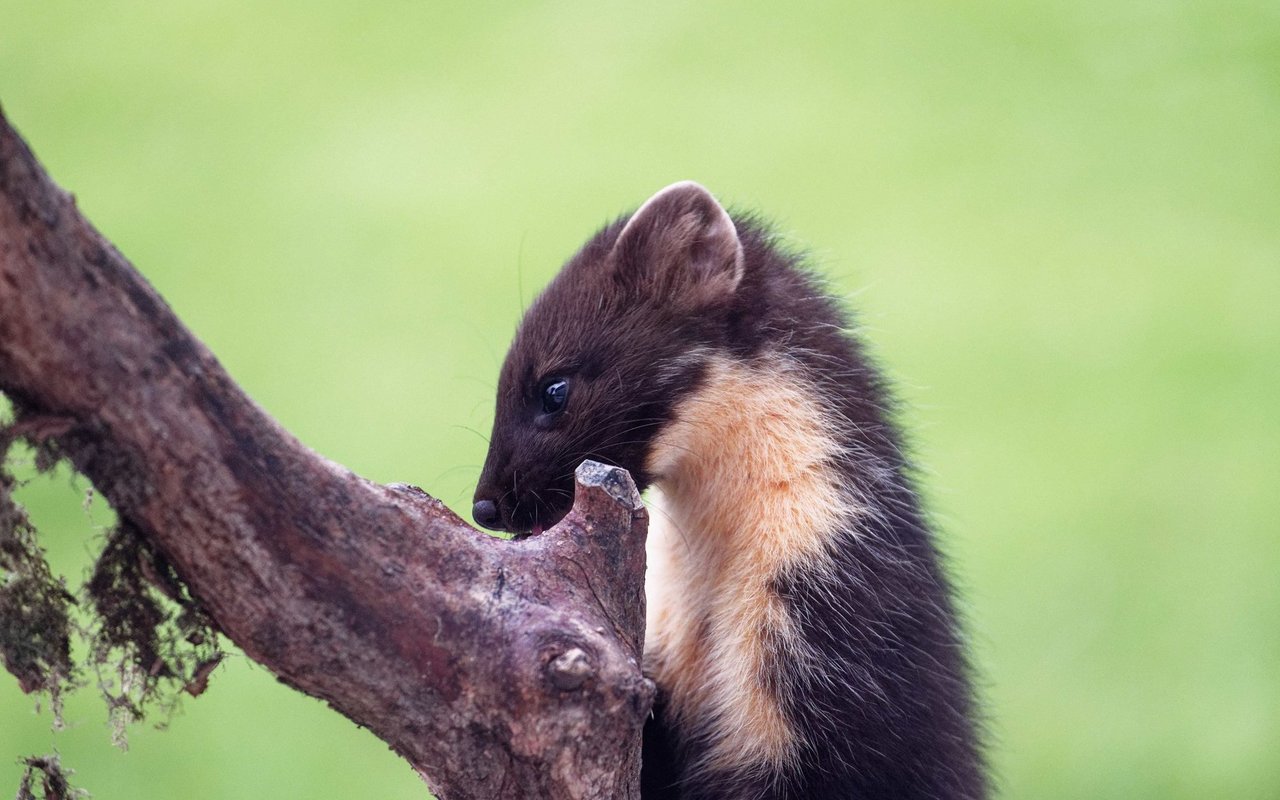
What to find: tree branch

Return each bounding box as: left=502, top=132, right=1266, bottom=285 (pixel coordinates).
left=0, top=104, right=653, bottom=800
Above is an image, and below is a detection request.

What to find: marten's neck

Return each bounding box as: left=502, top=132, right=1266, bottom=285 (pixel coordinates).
left=642, top=350, right=859, bottom=776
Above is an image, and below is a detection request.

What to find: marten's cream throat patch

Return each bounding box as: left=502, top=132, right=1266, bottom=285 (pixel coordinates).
left=644, top=352, right=857, bottom=777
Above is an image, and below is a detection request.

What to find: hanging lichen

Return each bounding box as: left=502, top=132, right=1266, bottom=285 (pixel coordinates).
left=84, top=520, right=223, bottom=745
left=16, top=755, right=87, bottom=800
left=2, top=412, right=224, bottom=760
left=0, top=459, right=76, bottom=723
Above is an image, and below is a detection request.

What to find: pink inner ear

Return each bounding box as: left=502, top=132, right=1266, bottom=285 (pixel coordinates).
left=689, top=209, right=744, bottom=290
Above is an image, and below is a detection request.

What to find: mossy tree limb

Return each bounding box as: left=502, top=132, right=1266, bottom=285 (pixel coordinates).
left=0, top=105, right=653, bottom=800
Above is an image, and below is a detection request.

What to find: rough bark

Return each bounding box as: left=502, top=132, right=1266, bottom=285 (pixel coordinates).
left=0, top=104, right=653, bottom=799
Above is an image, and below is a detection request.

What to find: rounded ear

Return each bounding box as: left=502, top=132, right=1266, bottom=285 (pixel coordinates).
left=610, top=181, right=744, bottom=307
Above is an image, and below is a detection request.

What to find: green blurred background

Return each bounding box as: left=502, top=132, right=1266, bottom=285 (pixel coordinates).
left=2, top=2, right=1277, bottom=798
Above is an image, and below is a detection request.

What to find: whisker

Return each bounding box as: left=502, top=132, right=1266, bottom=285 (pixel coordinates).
left=450, top=424, right=491, bottom=445
left=646, top=493, right=694, bottom=552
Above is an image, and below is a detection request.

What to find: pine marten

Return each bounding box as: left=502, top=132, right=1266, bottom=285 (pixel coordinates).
left=473, top=182, right=985, bottom=799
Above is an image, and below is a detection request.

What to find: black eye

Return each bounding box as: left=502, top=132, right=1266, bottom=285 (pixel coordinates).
left=540, top=378, right=569, bottom=415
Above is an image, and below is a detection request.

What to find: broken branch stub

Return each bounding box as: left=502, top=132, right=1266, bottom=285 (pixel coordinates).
left=0, top=103, right=652, bottom=799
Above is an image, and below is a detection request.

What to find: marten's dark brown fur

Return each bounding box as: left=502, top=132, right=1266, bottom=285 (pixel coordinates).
left=475, top=182, right=985, bottom=799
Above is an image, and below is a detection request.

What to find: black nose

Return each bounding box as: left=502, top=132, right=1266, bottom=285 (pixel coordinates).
left=472, top=499, right=502, bottom=531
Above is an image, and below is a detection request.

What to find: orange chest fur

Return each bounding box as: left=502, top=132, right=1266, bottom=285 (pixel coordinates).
left=643, top=353, right=858, bottom=774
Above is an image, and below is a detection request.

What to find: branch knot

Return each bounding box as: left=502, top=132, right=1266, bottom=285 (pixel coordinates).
left=546, top=647, right=593, bottom=691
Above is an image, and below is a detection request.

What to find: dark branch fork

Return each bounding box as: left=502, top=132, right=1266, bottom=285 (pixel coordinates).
left=0, top=106, right=653, bottom=800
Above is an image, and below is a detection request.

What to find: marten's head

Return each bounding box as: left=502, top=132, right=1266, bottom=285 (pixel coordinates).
left=473, top=182, right=746, bottom=533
